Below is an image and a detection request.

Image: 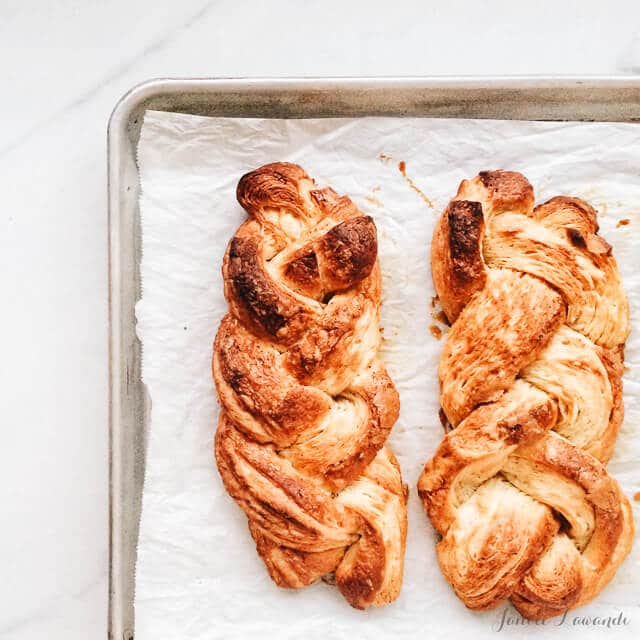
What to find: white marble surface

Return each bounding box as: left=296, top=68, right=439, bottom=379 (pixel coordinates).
left=1, top=1, right=640, bottom=638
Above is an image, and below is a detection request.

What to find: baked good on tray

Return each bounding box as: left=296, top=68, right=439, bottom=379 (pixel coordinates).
left=213, top=162, right=407, bottom=609
left=418, top=170, right=634, bottom=619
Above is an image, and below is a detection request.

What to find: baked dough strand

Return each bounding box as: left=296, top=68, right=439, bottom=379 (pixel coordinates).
left=419, top=171, right=633, bottom=620
left=213, top=163, right=407, bottom=609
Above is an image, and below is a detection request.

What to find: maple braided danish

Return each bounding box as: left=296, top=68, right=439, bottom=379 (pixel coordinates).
left=213, top=162, right=407, bottom=609
left=418, top=171, right=634, bottom=620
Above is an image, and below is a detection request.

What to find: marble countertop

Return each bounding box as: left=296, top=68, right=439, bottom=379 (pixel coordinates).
left=2, top=1, right=640, bottom=638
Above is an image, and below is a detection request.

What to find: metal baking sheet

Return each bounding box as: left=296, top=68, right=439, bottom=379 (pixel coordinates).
left=107, top=76, right=640, bottom=640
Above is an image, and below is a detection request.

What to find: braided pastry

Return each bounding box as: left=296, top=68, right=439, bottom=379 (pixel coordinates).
left=418, top=170, right=634, bottom=619
left=213, top=162, right=407, bottom=609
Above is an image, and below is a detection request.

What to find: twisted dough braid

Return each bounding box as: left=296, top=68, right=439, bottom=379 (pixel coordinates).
left=213, top=163, right=407, bottom=609
left=418, top=171, right=634, bottom=620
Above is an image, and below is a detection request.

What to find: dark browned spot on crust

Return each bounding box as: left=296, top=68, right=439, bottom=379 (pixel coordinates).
left=478, top=170, right=502, bottom=188
left=281, top=215, right=377, bottom=300
left=318, top=216, right=378, bottom=288
left=529, top=402, right=556, bottom=428
left=228, top=236, right=287, bottom=335
left=479, top=170, right=526, bottom=190
left=225, top=366, right=246, bottom=395
left=501, top=422, right=523, bottom=446
left=285, top=250, right=320, bottom=287
left=447, top=200, right=485, bottom=284
left=478, top=170, right=534, bottom=205
left=617, top=218, right=630, bottom=228
left=634, top=491, right=640, bottom=502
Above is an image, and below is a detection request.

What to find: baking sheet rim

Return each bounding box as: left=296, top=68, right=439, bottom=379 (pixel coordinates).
left=107, top=75, right=640, bottom=640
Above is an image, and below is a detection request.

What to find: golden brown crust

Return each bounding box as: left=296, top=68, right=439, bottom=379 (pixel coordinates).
left=456, top=170, right=535, bottom=218
left=439, top=270, right=565, bottom=426
left=431, top=200, right=487, bottom=323
left=213, top=162, right=406, bottom=609
left=420, top=170, right=633, bottom=620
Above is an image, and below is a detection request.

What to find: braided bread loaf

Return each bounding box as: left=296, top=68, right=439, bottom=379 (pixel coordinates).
left=213, top=163, right=407, bottom=609
left=418, top=171, right=634, bottom=619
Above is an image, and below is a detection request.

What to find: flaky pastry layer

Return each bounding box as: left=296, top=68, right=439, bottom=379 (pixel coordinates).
left=419, top=170, right=633, bottom=620
left=213, top=163, right=407, bottom=609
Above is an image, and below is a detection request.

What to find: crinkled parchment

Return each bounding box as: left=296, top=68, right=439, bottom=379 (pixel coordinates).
left=135, top=111, right=640, bottom=640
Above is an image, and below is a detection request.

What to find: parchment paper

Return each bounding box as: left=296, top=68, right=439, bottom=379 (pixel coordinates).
left=135, top=111, right=640, bottom=640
